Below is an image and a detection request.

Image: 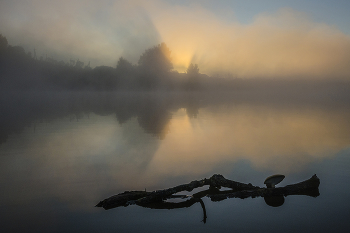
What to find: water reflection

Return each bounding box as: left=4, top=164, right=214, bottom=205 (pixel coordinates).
left=0, top=91, right=349, bottom=211
left=264, top=195, right=285, bottom=207
left=149, top=104, right=350, bottom=177
left=0, top=92, right=175, bottom=143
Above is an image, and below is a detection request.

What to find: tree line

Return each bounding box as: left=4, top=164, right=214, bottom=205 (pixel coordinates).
left=0, top=34, right=209, bottom=91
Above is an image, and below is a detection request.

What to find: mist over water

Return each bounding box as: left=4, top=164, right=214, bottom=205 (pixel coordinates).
left=1, top=28, right=350, bottom=232
left=1, top=0, right=350, bottom=232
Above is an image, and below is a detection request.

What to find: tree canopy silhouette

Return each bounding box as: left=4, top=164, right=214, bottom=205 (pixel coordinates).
left=138, top=43, right=173, bottom=74
left=116, top=57, right=134, bottom=74
left=186, top=63, right=200, bottom=90
left=0, top=33, right=240, bottom=92
left=186, top=63, right=199, bottom=76
left=0, top=34, right=8, bottom=51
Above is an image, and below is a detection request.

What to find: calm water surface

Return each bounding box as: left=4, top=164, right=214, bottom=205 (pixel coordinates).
left=0, top=91, right=349, bottom=232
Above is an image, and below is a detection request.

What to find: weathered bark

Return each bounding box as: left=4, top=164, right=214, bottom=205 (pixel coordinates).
left=96, top=174, right=320, bottom=210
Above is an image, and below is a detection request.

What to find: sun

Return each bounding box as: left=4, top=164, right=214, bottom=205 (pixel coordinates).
left=171, top=50, right=194, bottom=73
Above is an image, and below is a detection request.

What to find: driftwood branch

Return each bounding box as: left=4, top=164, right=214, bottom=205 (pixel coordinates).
left=208, top=174, right=320, bottom=201
left=96, top=174, right=320, bottom=210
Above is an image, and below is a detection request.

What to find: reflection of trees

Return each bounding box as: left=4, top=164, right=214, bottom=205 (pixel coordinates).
left=137, top=98, right=172, bottom=140
left=96, top=174, right=320, bottom=223
left=1, top=89, right=350, bottom=145
left=184, top=93, right=201, bottom=118
left=0, top=92, right=198, bottom=144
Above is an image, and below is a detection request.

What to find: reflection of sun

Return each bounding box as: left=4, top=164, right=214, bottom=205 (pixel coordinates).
left=148, top=106, right=350, bottom=176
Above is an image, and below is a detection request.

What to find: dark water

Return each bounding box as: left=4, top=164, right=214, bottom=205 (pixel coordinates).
left=0, top=91, right=349, bottom=232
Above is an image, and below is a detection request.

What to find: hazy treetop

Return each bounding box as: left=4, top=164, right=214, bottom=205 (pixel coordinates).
left=138, top=43, right=173, bottom=74
left=0, top=34, right=8, bottom=51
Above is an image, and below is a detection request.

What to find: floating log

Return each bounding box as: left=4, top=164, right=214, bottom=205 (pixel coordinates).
left=96, top=174, right=320, bottom=210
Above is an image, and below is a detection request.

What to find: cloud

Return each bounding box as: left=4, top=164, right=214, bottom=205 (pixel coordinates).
left=0, top=0, right=161, bottom=66
left=1, top=0, right=350, bottom=78
left=151, top=6, right=350, bottom=79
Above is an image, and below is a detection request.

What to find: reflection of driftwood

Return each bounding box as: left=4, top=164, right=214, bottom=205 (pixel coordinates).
left=208, top=174, right=320, bottom=202
left=140, top=197, right=208, bottom=223
left=96, top=174, right=320, bottom=210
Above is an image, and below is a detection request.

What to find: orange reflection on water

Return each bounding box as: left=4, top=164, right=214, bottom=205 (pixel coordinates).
left=147, top=105, right=350, bottom=176
left=1, top=103, right=350, bottom=210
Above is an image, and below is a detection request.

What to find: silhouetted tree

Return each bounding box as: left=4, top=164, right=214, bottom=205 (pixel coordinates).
left=90, top=66, right=117, bottom=90
left=7, top=45, right=26, bottom=56
left=186, top=63, right=200, bottom=90
left=69, top=59, right=76, bottom=66
left=137, top=43, right=173, bottom=89
left=0, top=34, right=8, bottom=51
left=186, top=63, right=199, bottom=76
left=138, top=43, right=173, bottom=74
left=116, top=57, right=133, bottom=74
left=85, top=61, right=91, bottom=70
left=75, top=59, right=84, bottom=69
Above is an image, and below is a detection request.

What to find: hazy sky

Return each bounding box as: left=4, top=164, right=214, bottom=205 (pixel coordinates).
left=1, top=0, right=350, bottom=78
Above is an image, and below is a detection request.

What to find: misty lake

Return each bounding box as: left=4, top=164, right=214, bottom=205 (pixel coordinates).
left=0, top=91, right=350, bottom=233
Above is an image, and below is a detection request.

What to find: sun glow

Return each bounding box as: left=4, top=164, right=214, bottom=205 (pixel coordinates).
left=171, top=49, right=195, bottom=73
left=150, top=5, right=350, bottom=78
left=2, top=0, right=350, bottom=78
